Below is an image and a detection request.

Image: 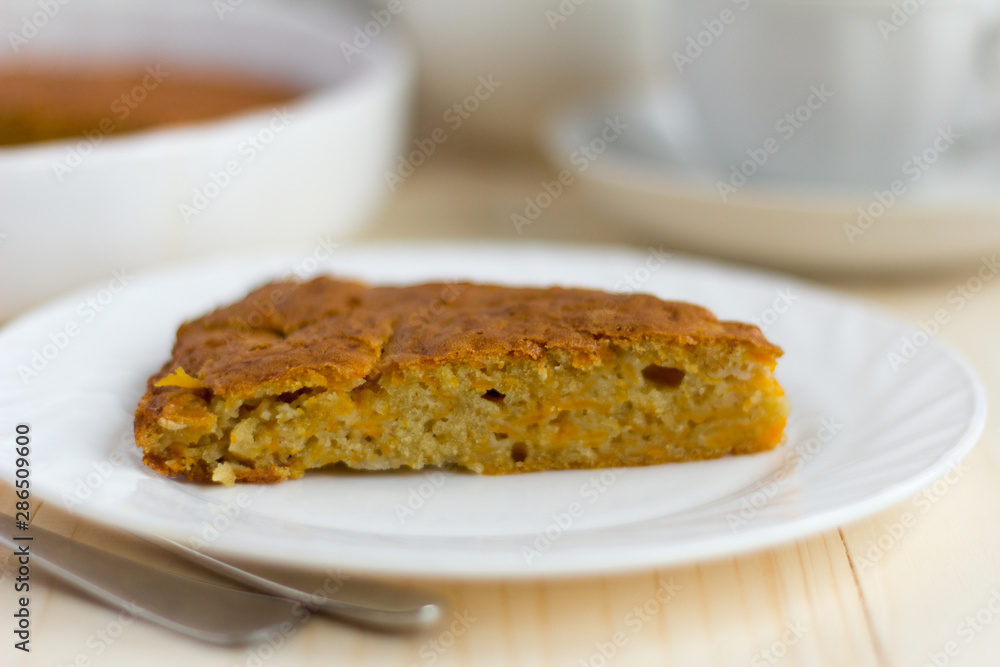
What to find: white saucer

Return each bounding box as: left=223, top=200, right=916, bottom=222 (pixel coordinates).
left=543, top=92, right=1000, bottom=275
left=0, top=243, right=985, bottom=577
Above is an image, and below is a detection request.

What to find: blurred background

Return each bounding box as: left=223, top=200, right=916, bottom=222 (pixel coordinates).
left=3, top=0, right=1000, bottom=318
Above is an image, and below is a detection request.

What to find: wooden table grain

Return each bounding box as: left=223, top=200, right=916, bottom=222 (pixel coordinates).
left=3, top=153, right=999, bottom=667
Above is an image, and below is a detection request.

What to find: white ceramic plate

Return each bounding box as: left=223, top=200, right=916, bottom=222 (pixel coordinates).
left=0, top=243, right=985, bottom=578
left=543, top=92, right=1000, bottom=275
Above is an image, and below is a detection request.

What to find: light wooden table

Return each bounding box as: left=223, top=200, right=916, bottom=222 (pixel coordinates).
left=3, top=152, right=999, bottom=667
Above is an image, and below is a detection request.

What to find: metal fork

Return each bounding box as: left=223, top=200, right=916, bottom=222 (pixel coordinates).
left=0, top=514, right=296, bottom=645
left=149, top=535, right=446, bottom=632
left=1, top=514, right=446, bottom=643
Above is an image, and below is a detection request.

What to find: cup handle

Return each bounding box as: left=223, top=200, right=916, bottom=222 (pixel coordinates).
left=965, top=19, right=1000, bottom=147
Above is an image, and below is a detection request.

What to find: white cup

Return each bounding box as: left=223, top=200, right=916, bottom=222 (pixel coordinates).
left=667, top=0, right=1000, bottom=187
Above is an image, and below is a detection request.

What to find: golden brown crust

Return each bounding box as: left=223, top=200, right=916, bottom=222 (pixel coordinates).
left=140, top=277, right=780, bottom=398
